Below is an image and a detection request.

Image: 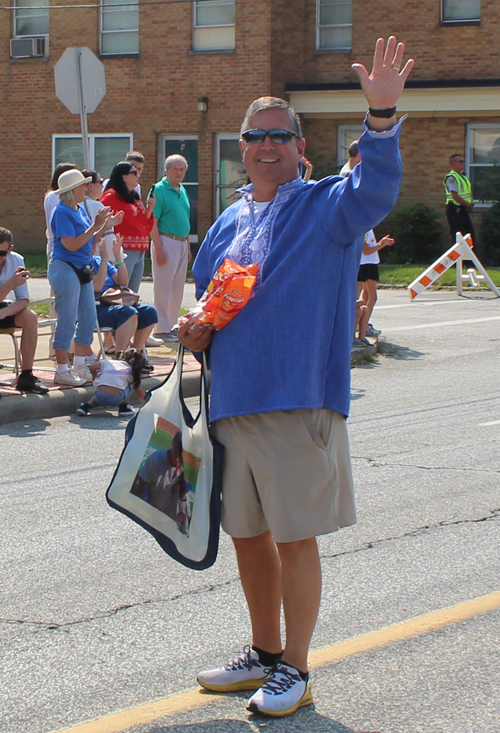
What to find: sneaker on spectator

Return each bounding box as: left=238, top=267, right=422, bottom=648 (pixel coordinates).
left=366, top=323, right=381, bottom=336
left=73, top=366, right=93, bottom=382
left=54, top=370, right=87, bottom=387
left=118, top=402, right=136, bottom=417
left=197, top=646, right=272, bottom=692
left=247, top=662, right=313, bottom=717
left=15, top=372, right=49, bottom=395
left=156, top=332, right=179, bottom=343
left=146, top=335, right=164, bottom=347
left=76, top=402, right=93, bottom=416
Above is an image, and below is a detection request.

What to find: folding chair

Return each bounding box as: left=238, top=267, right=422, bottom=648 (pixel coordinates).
left=0, top=298, right=57, bottom=382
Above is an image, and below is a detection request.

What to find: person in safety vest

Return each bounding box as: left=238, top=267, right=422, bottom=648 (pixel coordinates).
left=444, top=153, right=475, bottom=246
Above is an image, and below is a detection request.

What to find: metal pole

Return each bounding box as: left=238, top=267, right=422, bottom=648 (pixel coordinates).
left=76, top=47, right=90, bottom=169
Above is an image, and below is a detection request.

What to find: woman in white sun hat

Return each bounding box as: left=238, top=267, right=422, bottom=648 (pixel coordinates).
left=48, top=169, right=121, bottom=387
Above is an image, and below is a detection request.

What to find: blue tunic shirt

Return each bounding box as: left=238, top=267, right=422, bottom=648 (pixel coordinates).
left=193, top=122, right=403, bottom=423
left=51, top=202, right=93, bottom=268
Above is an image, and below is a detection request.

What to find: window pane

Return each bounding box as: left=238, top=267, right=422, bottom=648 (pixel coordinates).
left=470, top=128, right=500, bottom=164
left=101, top=31, right=139, bottom=54
left=196, top=1, right=235, bottom=26
left=185, top=185, right=198, bottom=236
left=320, top=2, right=352, bottom=25
left=193, top=25, right=235, bottom=50
left=15, top=0, right=49, bottom=35
left=54, top=138, right=84, bottom=170
left=468, top=166, right=500, bottom=202
left=102, top=8, right=138, bottom=31
left=218, top=139, right=246, bottom=212
left=102, top=0, right=138, bottom=10
left=16, top=15, right=49, bottom=35
left=338, top=126, right=363, bottom=166
left=165, top=139, right=199, bottom=183
left=95, top=137, right=132, bottom=178
left=319, top=26, right=352, bottom=49
left=443, top=0, right=480, bottom=20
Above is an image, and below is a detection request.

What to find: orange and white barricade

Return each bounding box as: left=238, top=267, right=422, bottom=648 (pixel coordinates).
left=407, top=233, right=500, bottom=300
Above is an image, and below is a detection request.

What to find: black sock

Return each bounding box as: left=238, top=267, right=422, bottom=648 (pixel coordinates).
left=281, top=659, right=309, bottom=679
left=19, top=369, right=33, bottom=377
left=252, top=645, right=282, bottom=667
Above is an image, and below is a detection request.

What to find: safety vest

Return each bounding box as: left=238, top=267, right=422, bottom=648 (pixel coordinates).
left=444, top=170, right=473, bottom=205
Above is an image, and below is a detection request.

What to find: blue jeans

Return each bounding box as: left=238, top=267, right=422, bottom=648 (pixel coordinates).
left=94, top=385, right=132, bottom=407
left=48, top=258, right=97, bottom=350
left=124, top=250, right=145, bottom=293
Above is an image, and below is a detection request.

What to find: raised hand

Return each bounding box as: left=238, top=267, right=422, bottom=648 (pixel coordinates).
left=95, top=206, right=112, bottom=228
left=108, top=210, right=124, bottom=228
left=112, top=233, right=123, bottom=260
left=352, top=36, right=414, bottom=111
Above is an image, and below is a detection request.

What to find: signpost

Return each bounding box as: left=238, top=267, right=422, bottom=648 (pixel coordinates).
left=54, top=47, right=106, bottom=168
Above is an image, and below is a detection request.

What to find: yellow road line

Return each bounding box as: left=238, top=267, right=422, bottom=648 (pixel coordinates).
left=50, top=589, right=500, bottom=733
left=309, top=588, right=500, bottom=668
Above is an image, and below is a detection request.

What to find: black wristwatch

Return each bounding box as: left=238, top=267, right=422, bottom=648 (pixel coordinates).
left=368, top=106, right=397, bottom=118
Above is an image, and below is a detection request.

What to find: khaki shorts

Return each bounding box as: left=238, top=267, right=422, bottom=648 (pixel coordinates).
left=212, top=409, right=356, bottom=543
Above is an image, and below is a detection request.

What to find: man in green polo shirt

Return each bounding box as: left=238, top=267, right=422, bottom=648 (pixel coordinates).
left=444, top=153, right=475, bottom=246
left=151, top=154, right=191, bottom=342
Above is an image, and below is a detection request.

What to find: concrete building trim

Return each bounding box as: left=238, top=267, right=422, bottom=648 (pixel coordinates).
left=288, top=85, right=500, bottom=118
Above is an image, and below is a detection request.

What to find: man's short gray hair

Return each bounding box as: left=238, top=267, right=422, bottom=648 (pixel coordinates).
left=240, top=97, right=303, bottom=139
left=165, top=154, right=188, bottom=172
left=59, top=189, right=76, bottom=203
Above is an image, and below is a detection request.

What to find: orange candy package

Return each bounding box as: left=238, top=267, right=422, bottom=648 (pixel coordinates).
left=179, top=259, right=259, bottom=331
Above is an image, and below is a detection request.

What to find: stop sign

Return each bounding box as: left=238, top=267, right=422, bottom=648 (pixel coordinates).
left=54, top=47, right=106, bottom=115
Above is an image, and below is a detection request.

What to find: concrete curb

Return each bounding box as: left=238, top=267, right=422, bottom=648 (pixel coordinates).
left=0, top=371, right=201, bottom=426
left=1, top=343, right=376, bottom=426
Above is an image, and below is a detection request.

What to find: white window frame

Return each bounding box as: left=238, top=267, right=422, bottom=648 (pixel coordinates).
left=441, top=0, right=481, bottom=23
left=337, top=124, right=363, bottom=172
left=316, top=0, right=352, bottom=51
left=466, top=123, right=500, bottom=208
left=193, top=0, right=235, bottom=51
left=100, top=0, right=139, bottom=56
left=158, top=134, right=199, bottom=244
left=13, top=0, right=49, bottom=38
left=214, top=133, right=247, bottom=218
left=52, top=133, right=134, bottom=175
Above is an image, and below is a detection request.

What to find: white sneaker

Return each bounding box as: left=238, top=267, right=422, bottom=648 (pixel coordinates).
left=73, top=366, right=93, bottom=382
left=247, top=662, right=313, bottom=717
left=146, top=335, right=164, bottom=347
left=54, top=370, right=87, bottom=387
left=197, top=646, right=272, bottom=692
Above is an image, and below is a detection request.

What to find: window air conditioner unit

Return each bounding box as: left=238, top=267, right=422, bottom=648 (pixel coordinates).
left=10, top=36, right=46, bottom=59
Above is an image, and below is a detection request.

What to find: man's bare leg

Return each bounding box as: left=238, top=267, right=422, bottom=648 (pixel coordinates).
left=233, top=531, right=283, bottom=655
left=277, top=537, right=321, bottom=672
left=14, top=308, right=37, bottom=370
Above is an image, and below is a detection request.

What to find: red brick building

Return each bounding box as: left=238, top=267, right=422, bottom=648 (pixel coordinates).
left=1, top=0, right=499, bottom=250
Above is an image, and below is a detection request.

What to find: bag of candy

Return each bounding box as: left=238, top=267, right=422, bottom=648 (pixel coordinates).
left=178, top=259, right=259, bottom=331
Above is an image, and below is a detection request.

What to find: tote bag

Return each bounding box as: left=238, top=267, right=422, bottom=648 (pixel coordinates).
left=106, top=346, right=223, bottom=570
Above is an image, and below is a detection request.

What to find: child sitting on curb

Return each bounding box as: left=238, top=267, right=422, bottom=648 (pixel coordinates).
left=77, top=348, right=146, bottom=417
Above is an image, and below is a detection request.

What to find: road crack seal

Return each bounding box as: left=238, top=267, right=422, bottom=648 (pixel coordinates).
left=0, top=578, right=237, bottom=631
left=354, top=456, right=500, bottom=473
left=320, top=509, right=500, bottom=561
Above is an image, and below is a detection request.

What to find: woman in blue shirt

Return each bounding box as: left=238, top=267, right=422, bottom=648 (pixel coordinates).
left=49, top=169, right=116, bottom=387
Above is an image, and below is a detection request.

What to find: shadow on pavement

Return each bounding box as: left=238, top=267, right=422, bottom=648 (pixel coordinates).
left=377, top=341, right=425, bottom=361
left=2, top=418, right=52, bottom=436
left=150, top=710, right=366, bottom=732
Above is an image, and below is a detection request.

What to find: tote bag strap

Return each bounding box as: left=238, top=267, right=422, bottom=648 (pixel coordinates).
left=176, top=344, right=209, bottom=428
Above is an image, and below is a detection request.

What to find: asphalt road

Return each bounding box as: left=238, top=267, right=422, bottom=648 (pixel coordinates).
left=1, top=288, right=499, bottom=733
